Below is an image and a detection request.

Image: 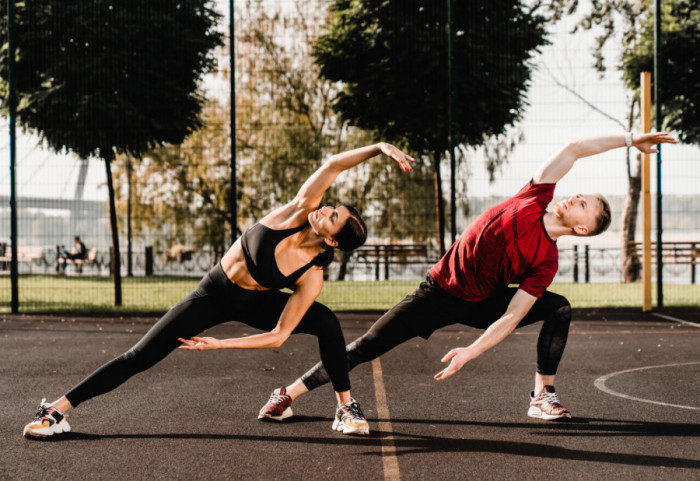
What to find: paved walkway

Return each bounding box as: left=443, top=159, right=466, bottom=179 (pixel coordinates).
left=1, top=312, right=698, bottom=480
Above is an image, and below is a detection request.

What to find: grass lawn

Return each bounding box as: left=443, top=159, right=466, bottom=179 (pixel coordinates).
left=1, top=275, right=698, bottom=314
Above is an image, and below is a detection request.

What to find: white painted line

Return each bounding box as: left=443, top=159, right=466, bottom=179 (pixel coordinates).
left=651, top=313, right=700, bottom=328
left=594, top=361, right=700, bottom=411
left=372, top=358, right=400, bottom=481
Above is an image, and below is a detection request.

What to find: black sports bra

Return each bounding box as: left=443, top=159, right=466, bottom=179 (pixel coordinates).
left=240, top=222, right=317, bottom=289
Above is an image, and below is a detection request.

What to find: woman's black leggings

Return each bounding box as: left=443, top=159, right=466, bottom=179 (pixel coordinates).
left=65, top=263, right=350, bottom=407
left=301, top=275, right=571, bottom=390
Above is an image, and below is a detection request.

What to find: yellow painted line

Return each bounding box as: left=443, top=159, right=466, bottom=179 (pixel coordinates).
left=372, top=358, right=400, bottom=481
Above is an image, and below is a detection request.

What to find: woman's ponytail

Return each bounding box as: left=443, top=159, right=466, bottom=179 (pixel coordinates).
left=311, top=246, right=335, bottom=268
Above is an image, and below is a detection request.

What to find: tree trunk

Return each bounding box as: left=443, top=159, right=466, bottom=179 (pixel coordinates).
left=434, top=151, right=446, bottom=256
left=105, top=158, right=122, bottom=305
left=621, top=151, right=642, bottom=282
left=126, top=156, right=133, bottom=277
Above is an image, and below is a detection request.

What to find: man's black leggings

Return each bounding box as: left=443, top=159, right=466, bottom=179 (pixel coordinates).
left=65, top=263, right=350, bottom=407
left=301, top=275, right=571, bottom=390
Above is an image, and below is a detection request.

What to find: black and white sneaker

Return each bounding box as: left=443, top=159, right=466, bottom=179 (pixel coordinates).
left=332, top=399, right=369, bottom=435
left=23, top=399, right=71, bottom=438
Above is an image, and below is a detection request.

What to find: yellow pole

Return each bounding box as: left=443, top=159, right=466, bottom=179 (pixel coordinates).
left=641, top=72, right=652, bottom=311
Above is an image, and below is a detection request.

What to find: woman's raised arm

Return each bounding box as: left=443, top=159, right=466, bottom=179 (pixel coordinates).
left=293, top=142, right=415, bottom=210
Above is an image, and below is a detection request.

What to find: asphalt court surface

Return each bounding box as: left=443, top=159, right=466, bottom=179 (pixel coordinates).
left=1, top=310, right=699, bottom=480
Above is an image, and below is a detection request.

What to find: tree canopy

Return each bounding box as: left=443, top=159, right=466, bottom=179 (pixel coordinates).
left=621, top=0, right=699, bottom=144
left=313, top=0, right=548, bottom=155
left=547, top=0, right=700, bottom=144
left=0, top=0, right=223, bottom=161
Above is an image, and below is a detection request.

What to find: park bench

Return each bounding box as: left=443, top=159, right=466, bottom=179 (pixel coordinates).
left=629, top=241, right=700, bottom=283
left=351, top=243, right=433, bottom=280
left=0, top=245, right=45, bottom=272
left=61, top=248, right=98, bottom=274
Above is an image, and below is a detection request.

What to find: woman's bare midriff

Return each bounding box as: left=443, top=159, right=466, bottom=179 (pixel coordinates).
left=220, top=240, right=268, bottom=291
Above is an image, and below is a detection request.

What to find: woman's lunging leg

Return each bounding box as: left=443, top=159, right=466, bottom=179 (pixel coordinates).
left=61, top=281, right=226, bottom=410
left=300, top=296, right=423, bottom=392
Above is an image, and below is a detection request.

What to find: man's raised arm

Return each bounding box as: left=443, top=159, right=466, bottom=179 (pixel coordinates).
left=533, top=132, right=677, bottom=185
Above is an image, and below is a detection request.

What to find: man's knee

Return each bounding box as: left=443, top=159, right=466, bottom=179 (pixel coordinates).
left=345, top=334, right=380, bottom=367
left=542, top=292, right=571, bottom=320
left=554, top=298, right=572, bottom=321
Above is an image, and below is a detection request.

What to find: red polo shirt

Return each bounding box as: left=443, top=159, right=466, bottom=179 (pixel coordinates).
left=429, top=180, right=558, bottom=301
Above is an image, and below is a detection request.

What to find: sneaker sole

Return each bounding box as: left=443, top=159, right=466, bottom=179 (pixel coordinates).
left=332, top=418, right=369, bottom=435
left=258, top=406, right=293, bottom=421
left=23, top=420, right=71, bottom=438
left=527, top=407, right=571, bottom=420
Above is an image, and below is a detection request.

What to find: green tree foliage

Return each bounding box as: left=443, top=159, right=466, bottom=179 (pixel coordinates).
left=621, top=0, right=699, bottom=144
left=116, top=0, right=439, bottom=281
left=313, top=0, right=548, bottom=251
left=0, top=1, right=223, bottom=159
left=234, top=0, right=368, bottom=224
left=0, top=1, right=223, bottom=303
left=547, top=0, right=699, bottom=144
left=113, top=99, right=231, bottom=251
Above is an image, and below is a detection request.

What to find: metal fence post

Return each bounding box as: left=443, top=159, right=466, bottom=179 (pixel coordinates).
left=584, top=245, right=590, bottom=283
left=692, top=242, right=696, bottom=285
left=573, top=245, right=579, bottom=283
left=374, top=245, right=380, bottom=281
left=384, top=246, right=390, bottom=280
left=145, top=246, right=153, bottom=276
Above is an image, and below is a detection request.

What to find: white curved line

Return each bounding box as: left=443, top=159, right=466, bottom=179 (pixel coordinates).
left=651, top=313, right=700, bottom=328
left=594, top=361, right=700, bottom=411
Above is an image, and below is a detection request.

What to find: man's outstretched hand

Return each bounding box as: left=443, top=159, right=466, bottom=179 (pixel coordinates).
left=434, top=347, right=475, bottom=381
left=633, top=132, right=677, bottom=154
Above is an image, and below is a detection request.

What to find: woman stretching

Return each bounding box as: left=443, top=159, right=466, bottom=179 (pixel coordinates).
left=23, top=142, right=415, bottom=438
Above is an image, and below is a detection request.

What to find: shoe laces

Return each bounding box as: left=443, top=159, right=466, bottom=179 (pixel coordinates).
left=344, top=400, right=365, bottom=419
left=33, top=398, right=50, bottom=421
left=540, top=390, right=562, bottom=406
left=268, top=390, right=290, bottom=405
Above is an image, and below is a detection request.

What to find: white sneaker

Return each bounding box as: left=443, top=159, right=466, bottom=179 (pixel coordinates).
left=23, top=399, right=71, bottom=438
left=332, top=399, right=369, bottom=435
left=528, top=386, right=572, bottom=420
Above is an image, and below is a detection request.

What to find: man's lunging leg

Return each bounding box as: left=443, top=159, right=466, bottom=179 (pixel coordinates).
left=263, top=288, right=435, bottom=409
left=523, top=292, right=572, bottom=420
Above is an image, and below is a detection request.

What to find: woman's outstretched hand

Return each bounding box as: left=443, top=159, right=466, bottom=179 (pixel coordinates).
left=379, top=142, right=416, bottom=172
left=178, top=336, right=222, bottom=351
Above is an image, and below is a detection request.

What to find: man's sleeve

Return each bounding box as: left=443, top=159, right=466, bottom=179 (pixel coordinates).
left=515, top=179, right=556, bottom=205
left=518, top=255, right=558, bottom=298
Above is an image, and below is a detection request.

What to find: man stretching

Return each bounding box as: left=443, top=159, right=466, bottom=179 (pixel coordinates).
left=259, top=132, right=676, bottom=426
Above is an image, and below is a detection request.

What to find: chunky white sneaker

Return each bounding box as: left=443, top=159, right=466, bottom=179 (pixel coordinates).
left=332, top=399, right=369, bottom=435
left=23, top=399, right=71, bottom=438
left=528, top=386, right=572, bottom=420
left=258, top=387, right=294, bottom=421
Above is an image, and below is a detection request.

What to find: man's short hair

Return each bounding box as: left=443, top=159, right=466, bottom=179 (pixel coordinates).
left=590, top=195, right=611, bottom=236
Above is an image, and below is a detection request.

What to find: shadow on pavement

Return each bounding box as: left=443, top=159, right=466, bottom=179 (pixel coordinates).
left=24, top=416, right=699, bottom=469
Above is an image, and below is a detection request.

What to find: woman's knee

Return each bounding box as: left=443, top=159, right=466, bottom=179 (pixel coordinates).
left=117, top=346, right=163, bottom=374
left=303, top=303, right=343, bottom=336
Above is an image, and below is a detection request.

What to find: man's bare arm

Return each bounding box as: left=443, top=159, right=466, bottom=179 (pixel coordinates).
left=533, top=132, right=676, bottom=185
left=434, top=289, right=538, bottom=381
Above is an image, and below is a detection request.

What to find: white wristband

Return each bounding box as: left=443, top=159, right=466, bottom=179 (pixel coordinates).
left=625, top=132, right=633, bottom=147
